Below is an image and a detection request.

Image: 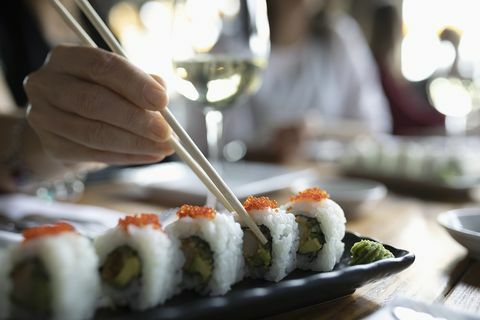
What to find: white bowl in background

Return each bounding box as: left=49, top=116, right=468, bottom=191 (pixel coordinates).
left=438, top=208, right=480, bottom=260
left=291, top=178, right=387, bottom=219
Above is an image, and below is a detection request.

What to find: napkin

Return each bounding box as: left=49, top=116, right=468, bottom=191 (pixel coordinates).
left=0, top=194, right=123, bottom=245
left=364, top=297, right=479, bottom=320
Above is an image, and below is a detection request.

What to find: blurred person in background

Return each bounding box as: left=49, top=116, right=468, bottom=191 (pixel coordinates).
left=217, top=0, right=392, bottom=162
left=369, top=0, right=445, bottom=135
left=0, top=0, right=173, bottom=193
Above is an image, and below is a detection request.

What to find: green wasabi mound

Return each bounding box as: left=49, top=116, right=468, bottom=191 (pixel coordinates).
left=350, top=240, right=394, bottom=265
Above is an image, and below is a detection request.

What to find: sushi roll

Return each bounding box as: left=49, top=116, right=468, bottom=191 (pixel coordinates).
left=284, top=188, right=346, bottom=272
left=398, top=141, right=426, bottom=179
left=95, top=213, right=182, bottom=310
left=0, top=222, right=99, bottom=320
left=378, top=139, right=401, bottom=176
left=342, top=136, right=381, bottom=173
left=241, top=196, right=299, bottom=282
left=167, top=205, right=243, bottom=296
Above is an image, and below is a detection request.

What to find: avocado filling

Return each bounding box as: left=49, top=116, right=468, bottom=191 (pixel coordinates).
left=100, top=246, right=142, bottom=288
left=296, top=215, right=326, bottom=259
left=10, top=258, right=51, bottom=316
left=242, top=225, right=273, bottom=273
left=181, top=236, right=214, bottom=286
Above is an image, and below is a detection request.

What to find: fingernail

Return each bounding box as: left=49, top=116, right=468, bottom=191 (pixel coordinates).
left=144, top=85, right=166, bottom=110
left=150, top=118, right=171, bottom=141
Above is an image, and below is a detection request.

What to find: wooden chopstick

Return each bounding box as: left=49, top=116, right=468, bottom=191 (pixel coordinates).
left=73, top=0, right=266, bottom=244
left=49, top=0, right=97, bottom=47
left=48, top=0, right=236, bottom=215
left=174, top=143, right=235, bottom=213
left=49, top=0, right=266, bottom=243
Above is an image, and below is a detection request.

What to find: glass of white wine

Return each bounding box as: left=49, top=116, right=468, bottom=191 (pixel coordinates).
left=170, top=0, right=270, bottom=207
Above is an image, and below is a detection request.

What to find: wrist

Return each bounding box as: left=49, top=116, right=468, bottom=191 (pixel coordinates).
left=0, top=114, right=31, bottom=192
left=15, top=124, right=100, bottom=200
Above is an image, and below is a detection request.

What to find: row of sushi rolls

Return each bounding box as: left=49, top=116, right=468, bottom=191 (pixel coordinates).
left=341, top=136, right=480, bottom=184
left=0, top=187, right=394, bottom=320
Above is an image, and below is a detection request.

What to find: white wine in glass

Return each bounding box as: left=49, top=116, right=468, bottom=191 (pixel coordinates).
left=170, top=0, right=270, bottom=207
left=174, top=55, right=266, bottom=109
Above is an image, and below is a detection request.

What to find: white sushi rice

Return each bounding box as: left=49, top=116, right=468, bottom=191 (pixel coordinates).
left=95, top=224, right=182, bottom=310
left=241, top=208, right=299, bottom=282
left=1, top=232, right=100, bottom=320
left=283, top=198, right=346, bottom=272
left=167, top=213, right=244, bottom=296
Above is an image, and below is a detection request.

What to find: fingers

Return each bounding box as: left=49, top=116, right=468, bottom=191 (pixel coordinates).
left=46, top=45, right=168, bottom=111
left=24, top=45, right=176, bottom=166
left=30, top=71, right=171, bottom=142
left=150, top=74, right=168, bottom=91
left=28, top=101, right=174, bottom=157
left=36, top=129, right=167, bottom=165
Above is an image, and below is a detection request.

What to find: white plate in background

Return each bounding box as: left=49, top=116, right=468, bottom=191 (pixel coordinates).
left=117, top=161, right=314, bottom=205
left=438, top=208, right=480, bottom=260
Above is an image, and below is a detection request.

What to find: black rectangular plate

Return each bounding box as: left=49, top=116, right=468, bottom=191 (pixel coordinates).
left=95, top=232, right=415, bottom=320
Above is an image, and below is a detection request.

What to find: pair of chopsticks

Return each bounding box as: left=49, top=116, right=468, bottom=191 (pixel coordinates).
left=48, top=0, right=267, bottom=244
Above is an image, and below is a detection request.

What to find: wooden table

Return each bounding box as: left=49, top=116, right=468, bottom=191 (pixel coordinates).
left=80, top=169, right=480, bottom=319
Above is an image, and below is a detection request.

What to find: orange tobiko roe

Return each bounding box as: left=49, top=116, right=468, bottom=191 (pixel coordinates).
left=243, top=196, right=278, bottom=212
left=289, top=187, right=329, bottom=203
left=118, top=213, right=162, bottom=231
left=177, top=205, right=216, bottom=219
left=23, top=222, right=75, bottom=243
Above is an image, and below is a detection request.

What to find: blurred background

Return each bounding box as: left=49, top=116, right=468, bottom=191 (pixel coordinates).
left=2, top=0, right=480, bottom=209
left=77, top=0, right=480, bottom=144
left=86, top=0, right=480, bottom=136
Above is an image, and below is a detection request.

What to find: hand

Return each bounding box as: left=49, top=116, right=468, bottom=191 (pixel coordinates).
left=272, top=123, right=306, bottom=158
left=24, top=45, right=174, bottom=166
left=246, top=122, right=307, bottom=163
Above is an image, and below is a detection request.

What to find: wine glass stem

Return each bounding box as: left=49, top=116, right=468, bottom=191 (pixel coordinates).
left=204, top=107, right=224, bottom=208
left=445, top=115, right=467, bottom=136
left=445, top=115, right=468, bottom=150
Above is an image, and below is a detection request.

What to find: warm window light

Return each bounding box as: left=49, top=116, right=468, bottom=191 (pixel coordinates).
left=137, top=1, right=176, bottom=87
left=183, top=0, right=222, bottom=53
left=139, top=1, right=172, bottom=31
left=401, top=0, right=480, bottom=82
left=169, top=2, right=222, bottom=58
left=219, top=0, right=241, bottom=17
left=429, top=77, right=472, bottom=117
left=108, top=2, right=140, bottom=38
left=436, top=41, right=456, bottom=72
left=458, top=30, right=480, bottom=78
left=107, top=1, right=178, bottom=93
left=401, top=33, right=439, bottom=82
left=109, top=2, right=159, bottom=75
